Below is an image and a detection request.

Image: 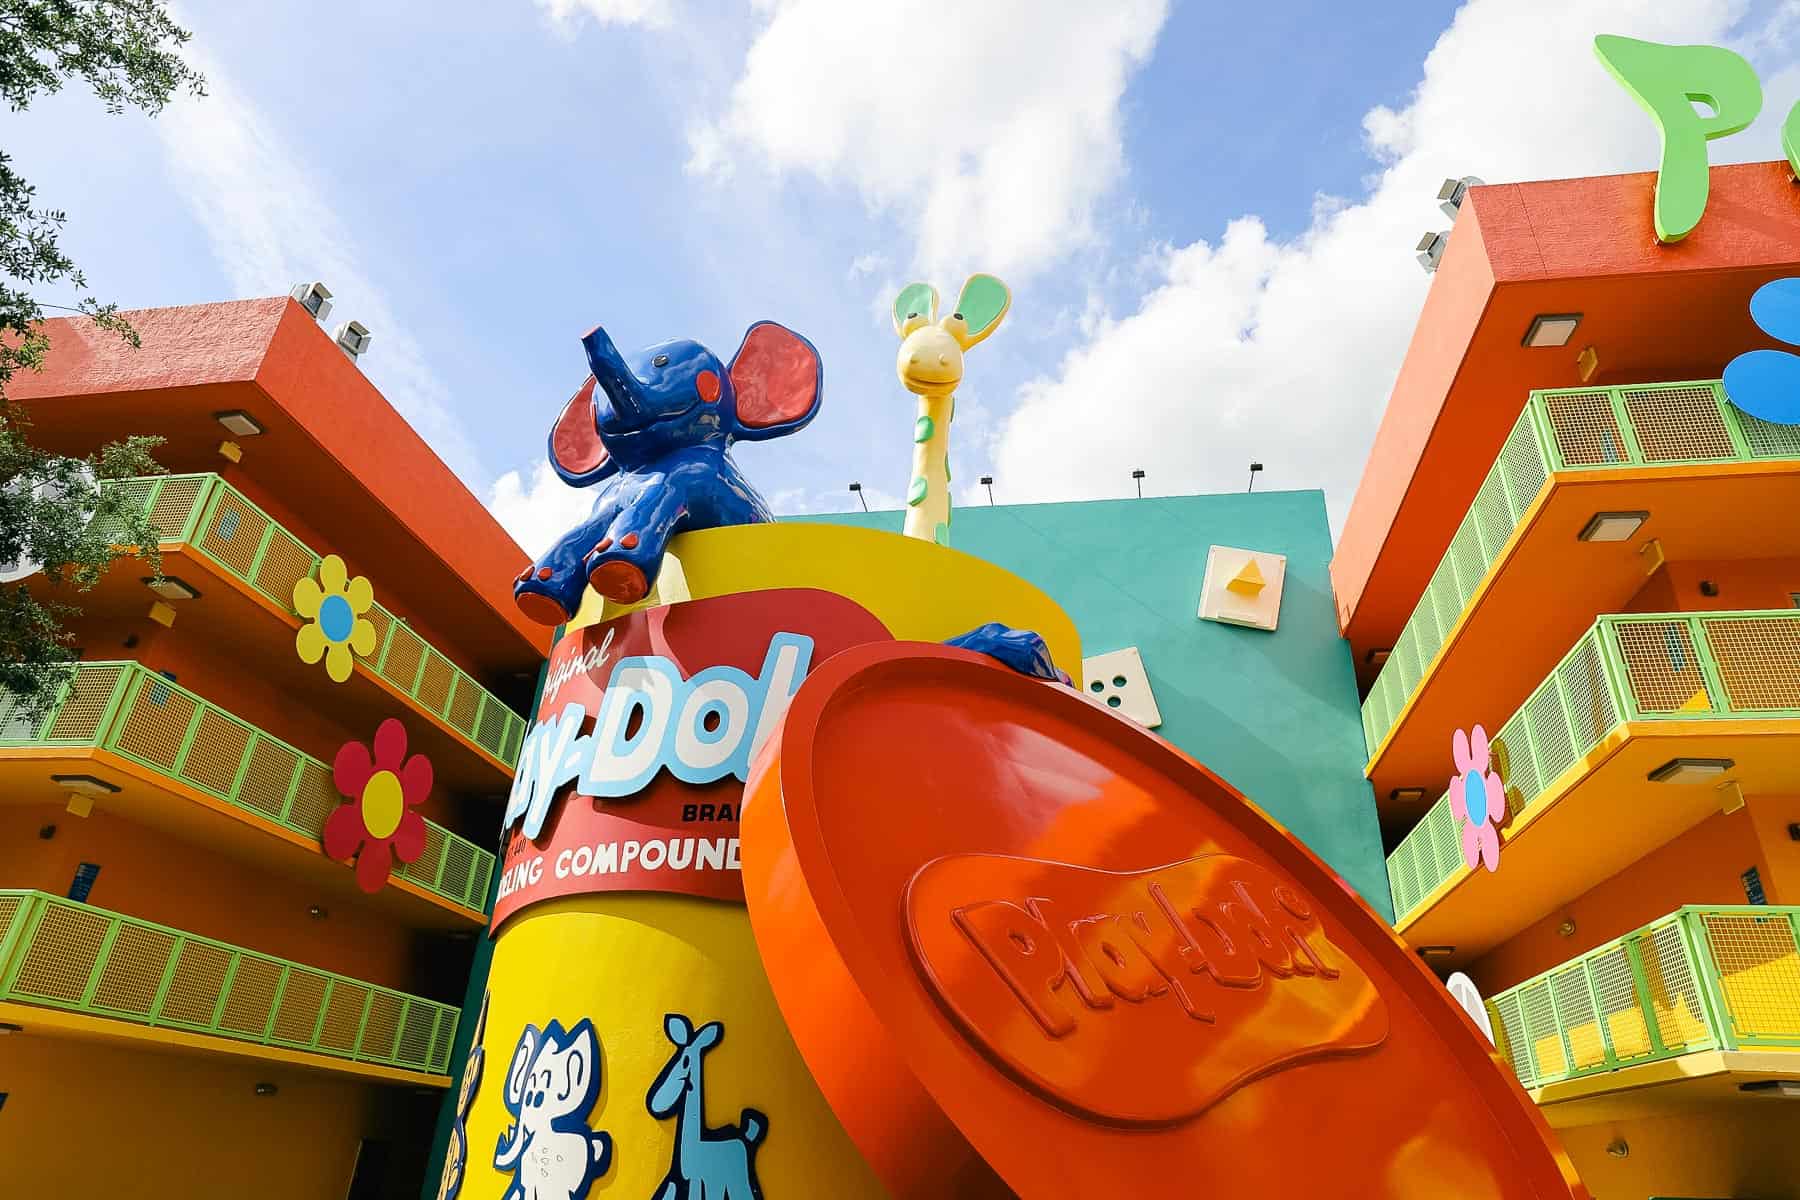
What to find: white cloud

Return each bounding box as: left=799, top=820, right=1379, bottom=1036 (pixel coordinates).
left=534, top=0, right=676, bottom=32
left=688, top=0, right=1169, bottom=281
left=847, top=251, right=887, bottom=280
left=154, top=50, right=483, bottom=482
left=486, top=459, right=599, bottom=558
left=989, top=0, right=1784, bottom=532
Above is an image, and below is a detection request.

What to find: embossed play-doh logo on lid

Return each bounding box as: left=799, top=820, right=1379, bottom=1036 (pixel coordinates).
left=906, top=852, right=1387, bottom=1125
left=739, top=642, right=1590, bottom=1199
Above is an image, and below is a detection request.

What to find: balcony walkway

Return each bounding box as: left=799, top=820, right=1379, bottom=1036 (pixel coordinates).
left=0, top=890, right=458, bottom=1084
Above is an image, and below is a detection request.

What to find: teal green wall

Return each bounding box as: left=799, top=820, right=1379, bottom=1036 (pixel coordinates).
left=794, top=490, right=1391, bottom=921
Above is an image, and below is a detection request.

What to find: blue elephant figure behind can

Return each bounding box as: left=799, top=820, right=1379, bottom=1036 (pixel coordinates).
left=512, top=321, right=824, bottom=625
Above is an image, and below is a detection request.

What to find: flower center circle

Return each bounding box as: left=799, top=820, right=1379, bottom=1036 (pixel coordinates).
left=319, top=593, right=355, bottom=643
left=361, top=770, right=405, bottom=839
left=1462, top=771, right=1489, bottom=826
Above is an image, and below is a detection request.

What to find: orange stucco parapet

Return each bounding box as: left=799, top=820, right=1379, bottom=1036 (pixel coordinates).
left=1331, top=161, right=1800, bottom=666
left=252, top=299, right=550, bottom=656
left=13, top=297, right=551, bottom=661
left=1329, top=187, right=1499, bottom=641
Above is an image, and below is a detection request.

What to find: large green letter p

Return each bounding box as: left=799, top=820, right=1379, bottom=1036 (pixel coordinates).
left=1595, top=34, right=1762, bottom=243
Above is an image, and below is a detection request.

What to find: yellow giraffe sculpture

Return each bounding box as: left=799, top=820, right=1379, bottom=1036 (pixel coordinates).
left=892, top=274, right=1011, bottom=545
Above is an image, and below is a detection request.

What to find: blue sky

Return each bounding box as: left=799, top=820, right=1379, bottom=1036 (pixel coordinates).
left=11, top=0, right=1800, bottom=554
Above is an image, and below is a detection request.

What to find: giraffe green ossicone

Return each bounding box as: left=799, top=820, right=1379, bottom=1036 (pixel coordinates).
left=892, top=273, right=1012, bottom=545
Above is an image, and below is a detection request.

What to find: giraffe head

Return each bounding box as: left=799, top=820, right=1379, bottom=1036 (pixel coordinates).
left=893, top=274, right=1011, bottom=397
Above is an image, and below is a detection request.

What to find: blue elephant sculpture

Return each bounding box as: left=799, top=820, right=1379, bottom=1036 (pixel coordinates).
left=513, top=320, right=823, bottom=624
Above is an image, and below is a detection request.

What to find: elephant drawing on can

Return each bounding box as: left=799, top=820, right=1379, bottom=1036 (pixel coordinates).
left=493, top=1018, right=613, bottom=1200
left=512, top=321, right=823, bottom=624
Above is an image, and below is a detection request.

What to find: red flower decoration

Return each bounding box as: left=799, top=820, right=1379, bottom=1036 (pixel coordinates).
left=326, top=718, right=432, bottom=892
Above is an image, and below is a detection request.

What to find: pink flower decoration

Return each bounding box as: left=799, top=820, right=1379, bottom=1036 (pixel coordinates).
left=1449, top=725, right=1504, bottom=873
left=325, top=718, right=432, bottom=892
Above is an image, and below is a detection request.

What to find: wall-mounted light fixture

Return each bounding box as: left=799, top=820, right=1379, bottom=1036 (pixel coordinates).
left=1131, top=468, right=1146, bottom=499
left=1366, top=647, right=1392, bottom=667
left=1437, top=176, right=1484, bottom=219
left=1605, top=1138, right=1629, bottom=1159
left=0, top=1022, right=21, bottom=1035
left=1419, top=945, right=1456, bottom=959
left=51, top=774, right=120, bottom=796
left=847, top=482, right=868, bottom=512
left=253, top=1082, right=279, bottom=1097
left=1416, top=231, right=1447, bottom=273
left=1556, top=918, right=1577, bottom=938
left=1578, top=511, right=1649, bottom=542
left=1390, top=787, right=1427, bottom=804
left=213, top=410, right=264, bottom=438
left=979, top=475, right=995, bottom=505
left=1741, top=1080, right=1800, bottom=1097
left=1648, top=757, right=1735, bottom=784
left=288, top=281, right=332, bottom=322
left=1523, top=313, right=1583, bottom=348
left=307, top=905, right=327, bottom=919
left=335, top=320, right=372, bottom=361
left=142, top=576, right=200, bottom=602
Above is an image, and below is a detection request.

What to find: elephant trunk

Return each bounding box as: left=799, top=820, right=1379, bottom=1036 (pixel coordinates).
left=582, top=326, right=646, bottom=425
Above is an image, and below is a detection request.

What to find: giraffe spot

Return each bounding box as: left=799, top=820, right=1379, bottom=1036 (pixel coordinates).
left=908, top=477, right=929, bottom=506
left=914, top=415, right=935, bottom=444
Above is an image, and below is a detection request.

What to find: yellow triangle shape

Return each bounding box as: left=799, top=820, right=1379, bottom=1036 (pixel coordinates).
left=1226, top=558, right=1266, bottom=596
left=1678, top=689, right=1710, bottom=713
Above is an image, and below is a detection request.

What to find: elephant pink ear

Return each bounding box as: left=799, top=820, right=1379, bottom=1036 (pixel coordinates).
left=548, top=377, right=614, bottom=485
left=730, top=321, right=822, bottom=439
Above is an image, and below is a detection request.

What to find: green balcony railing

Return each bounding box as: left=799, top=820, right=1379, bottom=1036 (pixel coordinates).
left=1361, top=380, right=1800, bottom=763
left=1387, top=610, right=1800, bottom=922
left=0, top=890, right=459, bottom=1075
left=99, top=473, right=526, bottom=766
left=1487, top=905, right=1800, bottom=1091
left=0, top=662, right=495, bottom=914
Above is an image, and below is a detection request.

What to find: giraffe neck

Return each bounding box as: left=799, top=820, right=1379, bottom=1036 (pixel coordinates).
left=677, top=1063, right=705, bottom=1159
left=904, top=390, right=954, bottom=545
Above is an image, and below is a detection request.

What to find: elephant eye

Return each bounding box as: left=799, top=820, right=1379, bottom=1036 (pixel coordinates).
left=652, top=353, right=670, bottom=367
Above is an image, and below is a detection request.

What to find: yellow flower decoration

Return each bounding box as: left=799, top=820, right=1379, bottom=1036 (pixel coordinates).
left=293, top=554, right=377, bottom=683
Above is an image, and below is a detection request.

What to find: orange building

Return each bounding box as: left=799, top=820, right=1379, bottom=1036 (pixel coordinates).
left=1335, top=161, right=1800, bottom=1195
left=0, top=296, right=546, bottom=1197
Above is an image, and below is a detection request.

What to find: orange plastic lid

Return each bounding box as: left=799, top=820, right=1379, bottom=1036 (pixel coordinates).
left=741, top=643, right=1589, bottom=1199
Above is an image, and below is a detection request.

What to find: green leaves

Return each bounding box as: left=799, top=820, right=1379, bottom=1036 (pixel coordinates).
left=0, top=0, right=207, bottom=114
left=0, top=0, right=195, bottom=718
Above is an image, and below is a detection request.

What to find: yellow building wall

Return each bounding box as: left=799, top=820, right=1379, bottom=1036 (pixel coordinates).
left=0, top=1033, right=383, bottom=1199
left=1558, top=1104, right=1800, bottom=1198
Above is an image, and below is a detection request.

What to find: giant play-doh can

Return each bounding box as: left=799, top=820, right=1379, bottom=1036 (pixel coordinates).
left=448, top=523, right=1081, bottom=1200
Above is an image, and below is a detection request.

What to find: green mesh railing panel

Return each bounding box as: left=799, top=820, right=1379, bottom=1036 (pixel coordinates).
left=0, top=890, right=458, bottom=1074
left=0, top=663, right=493, bottom=914
left=1359, top=379, right=1795, bottom=761
left=1385, top=611, right=1800, bottom=924
left=1485, top=906, right=1800, bottom=1091
left=109, top=473, right=525, bottom=763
